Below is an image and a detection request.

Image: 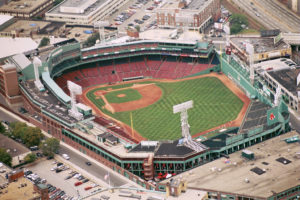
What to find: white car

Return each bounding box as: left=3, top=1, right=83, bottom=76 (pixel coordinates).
left=74, top=173, right=81, bottom=179
left=51, top=166, right=57, bottom=171
left=62, top=154, right=70, bottom=160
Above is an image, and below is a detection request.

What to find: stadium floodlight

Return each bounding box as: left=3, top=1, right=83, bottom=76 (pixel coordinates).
left=93, top=21, right=110, bottom=44
left=274, top=86, right=282, bottom=106
left=67, top=80, right=83, bottom=120
left=246, top=43, right=255, bottom=84
left=173, top=100, right=193, bottom=114
left=33, top=56, right=45, bottom=91
left=173, top=100, right=206, bottom=152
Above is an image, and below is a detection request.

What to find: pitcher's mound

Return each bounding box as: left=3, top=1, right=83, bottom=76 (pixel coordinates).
left=117, top=94, right=126, bottom=98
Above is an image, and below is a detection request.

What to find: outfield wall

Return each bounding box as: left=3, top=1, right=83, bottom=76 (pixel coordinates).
left=219, top=54, right=273, bottom=106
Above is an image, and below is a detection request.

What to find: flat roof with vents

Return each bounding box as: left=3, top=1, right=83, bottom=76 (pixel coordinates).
left=48, top=0, right=107, bottom=16
left=163, top=131, right=300, bottom=198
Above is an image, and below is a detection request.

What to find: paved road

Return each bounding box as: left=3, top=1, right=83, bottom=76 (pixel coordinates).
left=0, top=107, right=127, bottom=187
left=59, top=145, right=127, bottom=187
left=232, top=0, right=300, bottom=32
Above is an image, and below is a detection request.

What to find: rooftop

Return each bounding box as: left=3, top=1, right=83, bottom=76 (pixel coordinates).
left=48, top=0, right=107, bottom=16
left=140, top=29, right=202, bottom=42
left=3, top=20, right=50, bottom=35
left=186, top=0, right=213, bottom=10
left=0, top=134, right=30, bottom=158
left=268, top=67, right=300, bottom=96
left=0, top=15, right=13, bottom=26
left=0, top=0, right=49, bottom=13
left=164, top=131, right=300, bottom=198
left=0, top=37, right=38, bottom=59
left=254, top=58, right=298, bottom=73
left=0, top=177, right=40, bottom=200
left=20, top=80, right=81, bottom=125
left=230, top=37, right=290, bottom=54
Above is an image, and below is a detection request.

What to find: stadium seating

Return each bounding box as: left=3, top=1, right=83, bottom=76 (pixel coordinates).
left=55, top=55, right=216, bottom=90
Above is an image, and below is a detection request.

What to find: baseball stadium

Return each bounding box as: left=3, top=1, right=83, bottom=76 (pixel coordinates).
left=11, top=39, right=290, bottom=192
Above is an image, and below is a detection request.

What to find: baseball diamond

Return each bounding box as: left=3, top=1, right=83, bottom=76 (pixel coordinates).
left=83, top=73, right=248, bottom=140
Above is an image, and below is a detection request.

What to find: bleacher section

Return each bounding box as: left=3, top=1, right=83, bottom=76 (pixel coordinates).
left=238, top=101, right=271, bottom=134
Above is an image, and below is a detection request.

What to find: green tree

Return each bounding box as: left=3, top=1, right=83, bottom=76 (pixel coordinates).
left=38, top=37, right=50, bottom=48
left=24, top=153, right=37, bottom=163
left=229, top=13, right=249, bottom=34
left=0, top=148, right=12, bottom=167
left=84, top=32, right=99, bottom=48
left=10, top=122, right=43, bottom=147
left=0, top=122, right=6, bottom=134
left=134, top=25, right=140, bottom=32
left=23, top=127, right=43, bottom=147
left=40, top=138, right=60, bottom=157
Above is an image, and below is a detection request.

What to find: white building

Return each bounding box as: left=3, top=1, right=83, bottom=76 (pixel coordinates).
left=46, top=0, right=129, bottom=25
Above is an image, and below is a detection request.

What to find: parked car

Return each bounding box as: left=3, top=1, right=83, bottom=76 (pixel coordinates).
left=62, top=154, right=70, bottom=160
left=85, top=162, right=92, bottom=166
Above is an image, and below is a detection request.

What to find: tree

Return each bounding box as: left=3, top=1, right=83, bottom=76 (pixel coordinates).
left=229, top=13, right=249, bottom=34
left=0, top=122, right=6, bottom=134
left=22, top=127, right=44, bottom=147
left=10, top=122, right=43, bottom=147
left=40, top=138, right=60, bottom=157
left=83, top=32, right=99, bottom=48
left=24, top=153, right=37, bottom=163
left=134, top=25, right=140, bottom=32
left=0, top=148, right=12, bottom=167
left=39, top=37, right=50, bottom=48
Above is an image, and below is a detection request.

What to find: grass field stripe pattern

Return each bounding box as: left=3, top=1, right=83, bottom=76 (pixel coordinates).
left=86, top=77, right=244, bottom=140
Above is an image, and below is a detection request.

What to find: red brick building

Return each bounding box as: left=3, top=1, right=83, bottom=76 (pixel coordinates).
left=0, top=63, right=22, bottom=105
left=156, top=0, right=220, bottom=32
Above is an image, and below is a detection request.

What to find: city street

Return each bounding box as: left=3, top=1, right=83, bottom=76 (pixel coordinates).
left=59, top=145, right=127, bottom=187
left=231, top=0, right=300, bottom=32
left=0, top=107, right=128, bottom=187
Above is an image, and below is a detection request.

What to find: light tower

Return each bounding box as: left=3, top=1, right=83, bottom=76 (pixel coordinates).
left=246, top=43, right=255, bottom=85
left=93, top=21, right=110, bottom=44
left=33, top=56, right=45, bottom=91
left=67, top=80, right=83, bottom=120
left=173, top=100, right=206, bottom=152
left=274, top=86, right=282, bottom=106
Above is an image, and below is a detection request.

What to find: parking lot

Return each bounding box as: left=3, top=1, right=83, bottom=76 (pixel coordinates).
left=107, top=0, right=160, bottom=33
left=27, top=158, right=102, bottom=199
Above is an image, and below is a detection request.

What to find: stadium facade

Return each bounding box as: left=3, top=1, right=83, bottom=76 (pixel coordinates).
left=0, top=39, right=291, bottom=195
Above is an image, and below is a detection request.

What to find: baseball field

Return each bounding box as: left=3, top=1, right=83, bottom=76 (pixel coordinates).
left=83, top=74, right=247, bottom=141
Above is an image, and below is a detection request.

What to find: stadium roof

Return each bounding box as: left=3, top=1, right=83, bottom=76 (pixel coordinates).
left=162, top=131, right=300, bottom=198
left=0, top=37, right=38, bottom=59
left=42, top=71, right=71, bottom=104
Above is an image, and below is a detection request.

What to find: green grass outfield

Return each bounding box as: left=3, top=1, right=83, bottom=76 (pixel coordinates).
left=105, top=88, right=142, bottom=103
left=86, top=77, right=244, bottom=140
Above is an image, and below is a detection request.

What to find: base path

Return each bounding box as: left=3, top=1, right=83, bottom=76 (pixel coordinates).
left=81, top=72, right=250, bottom=142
